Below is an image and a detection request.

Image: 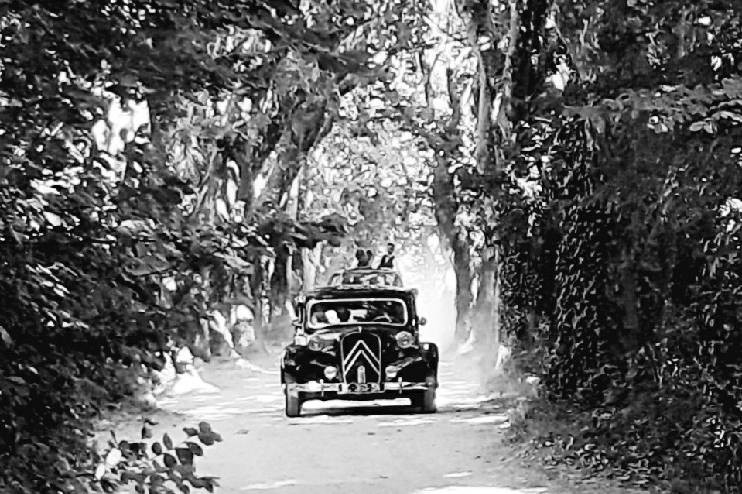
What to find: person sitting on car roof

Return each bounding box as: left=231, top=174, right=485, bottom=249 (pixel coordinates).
left=377, top=242, right=396, bottom=269
left=355, top=248, right=371, bottom=268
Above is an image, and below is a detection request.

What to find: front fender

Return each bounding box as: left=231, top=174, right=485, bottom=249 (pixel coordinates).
left=281, top=344, right=338, bottom=383
left=420, top=341, right=439, bottom=374
left=280, top=345, right=299, bottom=383
left=386, top=342, right=439, bottom=381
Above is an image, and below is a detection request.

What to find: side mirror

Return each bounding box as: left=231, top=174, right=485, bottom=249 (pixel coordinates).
left=418, top=317, right=427, bottom=326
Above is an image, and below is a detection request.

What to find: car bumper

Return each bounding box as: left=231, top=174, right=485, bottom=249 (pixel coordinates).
left=285, top=380, right=434, bottom=395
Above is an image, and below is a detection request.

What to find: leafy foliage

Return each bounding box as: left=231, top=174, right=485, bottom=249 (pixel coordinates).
left=481, top=0, right=742, bottom=490
left=301, top=119, right=435, bottom=270
left=0, top=0, right=422, bottom=490
left=99, top=421, right=221, bottom=494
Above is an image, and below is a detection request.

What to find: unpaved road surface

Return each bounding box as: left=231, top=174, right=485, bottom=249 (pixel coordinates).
left=133, top=357, right=641, bottom=494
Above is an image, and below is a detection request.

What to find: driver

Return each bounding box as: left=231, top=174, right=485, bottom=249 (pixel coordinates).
left=390, top=302, right=406, bottom=323
left=367, top=301, right=392, bottom=322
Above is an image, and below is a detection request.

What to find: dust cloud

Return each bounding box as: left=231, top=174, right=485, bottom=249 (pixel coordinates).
left=397, top=250, right=491, bottom=396
left=397, top=247, right=524, bottom=398
left=396, top=253, right=456, bottom=353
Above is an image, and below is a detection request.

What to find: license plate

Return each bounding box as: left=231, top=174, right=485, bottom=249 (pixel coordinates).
left=341, top=383, right=380, bottom=394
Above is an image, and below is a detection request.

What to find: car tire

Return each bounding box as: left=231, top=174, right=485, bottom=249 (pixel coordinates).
left=412, top=375, right=437, bottom=413
left=283, top=374, right=302, bottom=417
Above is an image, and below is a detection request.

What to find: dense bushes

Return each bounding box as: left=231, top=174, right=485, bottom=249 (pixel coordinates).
left=0, top=4, right=246, bottom=488
left=501, top=117, right=742, bottom=489
left=0, top=155, right=229, bottom=490
left=488, top=0, right=742, bottom=490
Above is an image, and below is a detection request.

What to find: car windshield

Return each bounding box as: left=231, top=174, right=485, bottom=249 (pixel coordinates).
left=306, top=298, right=408, bottom=331
left=329, top=271, right=402, bottom=287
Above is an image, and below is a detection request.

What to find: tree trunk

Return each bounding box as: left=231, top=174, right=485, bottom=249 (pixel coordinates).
left=248, top=253, right=269, bottom=354
left=465, top=2, right=502, bottom=354
left=524, top=309, right=539, bottom=347
left=269, top=245, right=289, bottom=318
left=268, top=165, right=304, bottom=334
left=470, top=247, right=502, bottom=391
left=299, top=179, right=321, bottom=290
left=471, top=247, right=497, bottom=345
left=461, top=0, right=551, bottom=360
left=432, top=155, right=473, bottom=344
left=452, top=232, right=473, bottom=343
left=302, top=244, right=321, bottom=290
left=620, top=257, right=640, bottom=353
left=462, top=0, right=524, bottom=358
left=429, top=67, right=473, bottom=345
left=250, top=97, right=330, bottom=215
left=234, top=118, right=287, bottom=210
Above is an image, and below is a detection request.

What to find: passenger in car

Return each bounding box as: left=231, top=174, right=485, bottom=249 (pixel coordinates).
left=336, top=307, right=351, bottom=323
left=311, top=308, right=329, bottom=325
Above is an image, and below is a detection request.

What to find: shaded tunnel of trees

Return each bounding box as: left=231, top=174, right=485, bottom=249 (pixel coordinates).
left=1, top=0, right=741, bottom=492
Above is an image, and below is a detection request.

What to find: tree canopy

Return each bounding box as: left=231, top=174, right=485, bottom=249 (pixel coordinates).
left=2, top=0, right=742, bottom=492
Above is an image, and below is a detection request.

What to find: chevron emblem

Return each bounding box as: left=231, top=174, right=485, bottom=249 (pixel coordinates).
left=343, top=340, right=381, bottom=375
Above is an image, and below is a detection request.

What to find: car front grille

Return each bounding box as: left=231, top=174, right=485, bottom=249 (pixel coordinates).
left=340, top=331, right=382, bottom=384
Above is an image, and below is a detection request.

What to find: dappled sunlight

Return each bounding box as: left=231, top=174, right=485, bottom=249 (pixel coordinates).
left=235, top=359, right=277, bottom=374
left=240, top=479, right=299, bottom=491
left=165, top=370, right=219, bottom=396
left=286, top=415, right=354, bottom=425
left=182, top=406, right=244, bottom=421
left=443, top=472, right=473, bottom=479
left=449, top=415, right=508, bottom=425
left=412, top=488, right=548, bottom=494
left=436, top=393, right=506, bottom=411
left=377, top=418, right=436, bottom=427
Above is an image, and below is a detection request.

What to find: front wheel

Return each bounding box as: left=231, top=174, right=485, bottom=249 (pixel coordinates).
left=283, top=374, right=303, bottom=417
left=411, top=376, right=437, bottom=413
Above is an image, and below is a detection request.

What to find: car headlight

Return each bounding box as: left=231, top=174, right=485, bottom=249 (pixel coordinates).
left=294, top=334, right=308, bottom=346
left=395, top=331, right=414, bottom=349
left=308, top=337, right=323, bottom=352
left=323, top=366, right=338, bottom=379
left=385, top=365, right=399, bottom=378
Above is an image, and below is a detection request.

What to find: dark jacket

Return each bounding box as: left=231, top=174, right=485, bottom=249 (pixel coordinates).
left=377, top=254, right=395, bottom=268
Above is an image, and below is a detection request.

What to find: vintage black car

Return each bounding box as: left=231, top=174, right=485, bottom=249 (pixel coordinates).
left=280, top=285, right=438, bottom=417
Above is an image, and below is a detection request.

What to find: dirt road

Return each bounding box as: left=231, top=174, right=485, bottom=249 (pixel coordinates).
left=139, top=357, right=640, bottom=494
